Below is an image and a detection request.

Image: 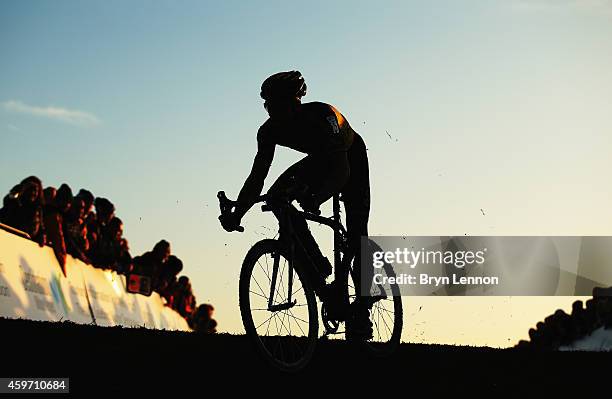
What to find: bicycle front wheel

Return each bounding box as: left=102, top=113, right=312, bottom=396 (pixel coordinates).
left=239, top=239, right=319, bottom=372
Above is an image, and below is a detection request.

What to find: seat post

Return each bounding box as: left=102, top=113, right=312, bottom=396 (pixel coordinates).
left=332, top=194, right=341, bottom=270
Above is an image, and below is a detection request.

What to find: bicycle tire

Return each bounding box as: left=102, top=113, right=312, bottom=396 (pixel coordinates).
left=349, top=251, right=403, bottom=357
left=239, top=239, right=319, bottom=372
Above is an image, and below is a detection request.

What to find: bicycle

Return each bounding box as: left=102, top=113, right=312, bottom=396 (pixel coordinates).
left=218, top=188, right=402, bottom=372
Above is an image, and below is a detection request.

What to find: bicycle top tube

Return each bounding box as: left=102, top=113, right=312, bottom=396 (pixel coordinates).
left=258, top=194, right=347, bottom=236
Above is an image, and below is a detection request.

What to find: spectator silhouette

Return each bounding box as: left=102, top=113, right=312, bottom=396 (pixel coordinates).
left=193, top=304, right=217, bottom=334
left=171, top=276, right=196, bottom=321
left=75, top=189, right=94, bottom=215
left=85, top=211, right=99, bottom=260
left=43, top=184, right=73, bottom=274
left=0, top=176, right=45, bottom=246
left=183, top=295, right=196, bottom=325
left=132, top=239, right=171, bottom=286
left=167, top=274, right=187, bottom=309
left=158, top=254, right=183, bottom=301
left=64, top=197, right=90, bottom=264
left=76, top=189, right=95, bottom=252
left=117, top=237, right=132, bottom=275
left=89, top=197, right=115, bottom=266
left=94, top=216, right=131, bottom=272
left=95, top=197, right=115, bottom=226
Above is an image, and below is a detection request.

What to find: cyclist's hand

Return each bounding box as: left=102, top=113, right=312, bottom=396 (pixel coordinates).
left=219, top=212, right=243, bottom=232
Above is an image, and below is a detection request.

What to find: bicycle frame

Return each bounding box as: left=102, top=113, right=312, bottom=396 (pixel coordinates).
left=263, top=194, right=352, bottom=309
left=218, top=190, right=354, bottom=311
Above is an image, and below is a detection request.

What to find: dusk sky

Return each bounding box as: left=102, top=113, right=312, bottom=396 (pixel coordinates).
left=1, top=0, right=611, bottom=346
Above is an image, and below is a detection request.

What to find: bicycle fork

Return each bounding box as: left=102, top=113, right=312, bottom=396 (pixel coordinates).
left=267, top=207, right=298, bottom=312
left=267, top=249, right=297, bottom=312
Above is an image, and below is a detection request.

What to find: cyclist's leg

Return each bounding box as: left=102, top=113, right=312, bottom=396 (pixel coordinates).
left=342, top=133, right=373, bottom=339
left=267, top=155, right=311, bottom=198
left=345, top=206, right=371, bottom=296
left=310, top=151, right=350, bottom=207
left=342, top=133, right=372, bottom=297
left=267, top=154, right=349, bottom=292
left=268, top=152, right=349, bottom=207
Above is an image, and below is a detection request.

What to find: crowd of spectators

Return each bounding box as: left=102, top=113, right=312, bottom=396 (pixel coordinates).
left=0, top=176, right=216, bottom=333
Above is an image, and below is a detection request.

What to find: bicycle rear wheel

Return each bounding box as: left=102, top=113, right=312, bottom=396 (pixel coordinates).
left=348, top=256, right=403, bottom=357
left=239, top=239, right=319, bottom=372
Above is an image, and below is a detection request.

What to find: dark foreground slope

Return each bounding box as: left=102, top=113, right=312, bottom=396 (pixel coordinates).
left=0, top=317, right=609, bottom=395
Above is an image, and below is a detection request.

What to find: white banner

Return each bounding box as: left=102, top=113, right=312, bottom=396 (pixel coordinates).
left=0, top=229, right=190, bottom=331
left=0, top=230, right=91, bottom=323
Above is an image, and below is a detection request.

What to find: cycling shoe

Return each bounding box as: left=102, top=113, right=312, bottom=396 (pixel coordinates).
left=346, top=302, right=373, bottom=342
left=322, top=282, right=349, bottom=321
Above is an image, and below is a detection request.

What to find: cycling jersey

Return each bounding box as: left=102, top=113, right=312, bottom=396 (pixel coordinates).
left=257, top=102, right=355, bottom=155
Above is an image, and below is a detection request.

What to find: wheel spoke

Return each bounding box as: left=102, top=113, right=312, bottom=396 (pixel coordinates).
left=373, top=303, right=395, bottom=316
left=244, top=245, right=321, bottom=369
left=292, top=284, right=304, bottom=297
left=374, top=303, right=393, bottom=338
left=372, top=312, right=381, bottom=341
left=286, top=309, right=307, bottom=336
left=257, top=259, right=272, bottom=284
left=249, top=290, right=268, bottom=300
left=272, top=316, right=282, bottom=357
left=256, top=312, right=275, bottom=331
left=251, top=277, right=267, bottom=299
left=283, top=310, right=309, bottom=325
left=276, top=308, right=291, bottom=336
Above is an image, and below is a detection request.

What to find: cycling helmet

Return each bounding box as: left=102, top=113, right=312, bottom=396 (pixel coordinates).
left=260, top=70, right=307, bottom=100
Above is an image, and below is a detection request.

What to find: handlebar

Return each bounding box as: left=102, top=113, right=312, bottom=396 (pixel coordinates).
left=217, top=183, right=321, bottom=233
left=217, top=191, right=245, bottom=232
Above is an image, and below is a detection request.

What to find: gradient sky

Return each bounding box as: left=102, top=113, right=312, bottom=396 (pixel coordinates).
left=1, top=0, right=611, bottom=347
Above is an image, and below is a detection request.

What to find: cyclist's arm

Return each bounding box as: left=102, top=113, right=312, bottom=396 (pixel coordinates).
left=235, top=141, right=275, bottom=219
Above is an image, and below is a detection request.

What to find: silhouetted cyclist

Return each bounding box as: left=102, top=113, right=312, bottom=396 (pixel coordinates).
left=219, top=71, right=372, bottom=339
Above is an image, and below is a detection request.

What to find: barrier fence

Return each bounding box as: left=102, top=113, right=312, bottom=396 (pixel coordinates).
left=0, top=229, right=190, bottom=331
